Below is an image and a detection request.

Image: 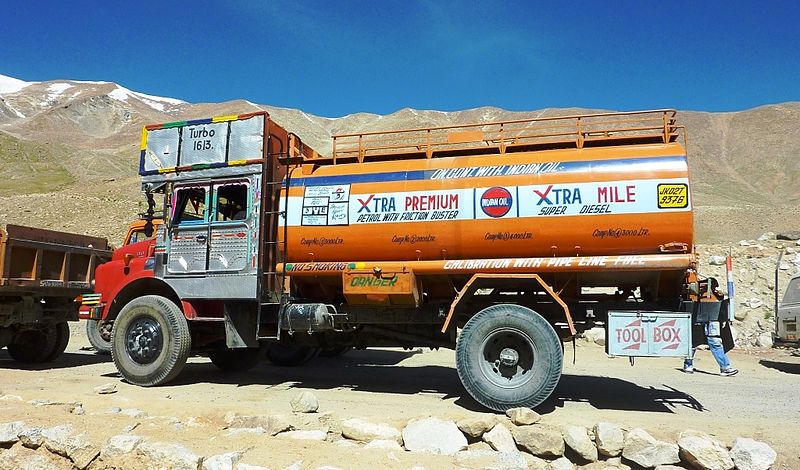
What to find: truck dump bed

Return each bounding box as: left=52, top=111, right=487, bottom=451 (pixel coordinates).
left=0, top=224, right=110, bottom=296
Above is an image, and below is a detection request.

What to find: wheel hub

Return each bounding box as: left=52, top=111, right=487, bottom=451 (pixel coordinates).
left=479, top=327, right=537, bottom=389
left=126, top=317, right=163, bottom=365
left=498, top=347, right=519, bottom=367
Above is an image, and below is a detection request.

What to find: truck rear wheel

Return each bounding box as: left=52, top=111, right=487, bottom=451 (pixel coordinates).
left=86, top=319, right=112, bottom=355
left=266, top=343, right=320, bottom=366
left=456, top=304, right=563, bottom=412
left=42, top=322, right=70, bottom=362
left=111, top=295, right=191, bottom=386
left=209, top=347, right=263, bottom=372
left=7, top=325, right=59, bottom=363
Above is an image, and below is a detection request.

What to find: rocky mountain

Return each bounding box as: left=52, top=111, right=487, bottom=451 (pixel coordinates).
left=0, top=73, right=798, bottom=244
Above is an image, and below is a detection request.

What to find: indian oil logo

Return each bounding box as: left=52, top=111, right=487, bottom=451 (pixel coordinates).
left=480, top=187, right=513, bottom=218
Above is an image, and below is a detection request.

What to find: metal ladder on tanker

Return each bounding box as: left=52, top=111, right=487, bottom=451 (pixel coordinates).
left=257, top=148, right=290, bottom=340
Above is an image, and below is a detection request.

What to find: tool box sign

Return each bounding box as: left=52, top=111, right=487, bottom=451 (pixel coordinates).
left=607, top=312, right=692, bottom=357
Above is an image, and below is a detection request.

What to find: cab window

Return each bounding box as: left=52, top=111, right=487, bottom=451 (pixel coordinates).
left=128, top=230, right=146, bottom=244
left=214, top=183, right=248, bottom=222
left=784, top=278, right=800, bottom=305
left=173, top=187, right=208, bottom=224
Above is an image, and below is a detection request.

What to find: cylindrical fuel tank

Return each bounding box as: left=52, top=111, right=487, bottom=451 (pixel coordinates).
left=281, top=142, right=693, bottom=262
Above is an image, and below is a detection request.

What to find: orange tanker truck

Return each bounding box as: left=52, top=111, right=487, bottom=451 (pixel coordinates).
left=83, top=109, right=731, bottom=411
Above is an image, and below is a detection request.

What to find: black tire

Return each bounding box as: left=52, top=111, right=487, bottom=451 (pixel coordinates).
left=86, top=319, right=112, bottom=355
left=42, top=322, right=70, bottom=362
left=456, top=304, right=563, bottom=412
left=111, top=295, right=191, bottom=386
left=266, top=343, right=320, bottom=366
left=319, top=346, right=352, bottom=358
left=7, top=325, right=58, bottom=363
left=209, top=347, right=263, bottom=372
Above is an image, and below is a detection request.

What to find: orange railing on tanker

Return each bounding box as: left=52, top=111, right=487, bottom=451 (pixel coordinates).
left=328, top=109, right=680, bottom=163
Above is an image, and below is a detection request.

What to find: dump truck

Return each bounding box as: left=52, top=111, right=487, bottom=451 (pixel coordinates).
left=87, top=109, right=731, bottom=411
left=1, top=224, right=110, bottom=363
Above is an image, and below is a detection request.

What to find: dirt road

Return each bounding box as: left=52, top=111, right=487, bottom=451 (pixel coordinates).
left=1, top=324, right=797, bottom=469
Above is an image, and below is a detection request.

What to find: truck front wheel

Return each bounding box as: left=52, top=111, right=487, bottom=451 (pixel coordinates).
left=86, top=319, right=112, bottom=355
left=111, top=295, right=190, bottom=386
left=456, top=304, right=563, bottom=412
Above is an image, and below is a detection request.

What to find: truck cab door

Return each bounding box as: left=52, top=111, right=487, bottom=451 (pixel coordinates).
left=207, top=181, right=251, bottom=273
left=167, top=184, right=210, bottom=274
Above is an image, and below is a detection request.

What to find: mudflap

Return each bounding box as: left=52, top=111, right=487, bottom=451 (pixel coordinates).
left=691, top=321, right=736, bottom=353
left=721, top=321, right=735, bottom=353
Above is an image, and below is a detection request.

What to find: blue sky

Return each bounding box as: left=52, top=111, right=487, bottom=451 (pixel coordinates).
left=2, top=1, right=799, bottom=117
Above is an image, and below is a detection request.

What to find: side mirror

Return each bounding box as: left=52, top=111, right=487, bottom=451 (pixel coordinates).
left=143, top=220, right=154, bottom=237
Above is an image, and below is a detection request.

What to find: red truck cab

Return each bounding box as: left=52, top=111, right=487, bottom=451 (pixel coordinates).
left=79, top=220, right=161, bottom=353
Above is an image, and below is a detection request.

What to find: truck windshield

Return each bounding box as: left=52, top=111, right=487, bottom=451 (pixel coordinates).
left=173, top=187, right=207, bottom=224
left=215, top=183, right=248, bottom=221
left=784, top=278, right=800, bottom=305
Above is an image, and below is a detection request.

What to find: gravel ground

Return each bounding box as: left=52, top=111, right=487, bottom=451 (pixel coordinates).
left=0, top=322, right=797, bottom=468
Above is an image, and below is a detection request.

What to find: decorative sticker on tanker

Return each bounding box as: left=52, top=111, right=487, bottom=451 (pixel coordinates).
left=350, top=189, right=470, bottom=224
left=657, top=183, right=689, bottom=209
left=479, top=187, right=513, bottom=218
left=283, top=178, right=690, bottom=227
left=517, top=178, right=690, bottom=218
left=301, top=185, right=351, bottom=226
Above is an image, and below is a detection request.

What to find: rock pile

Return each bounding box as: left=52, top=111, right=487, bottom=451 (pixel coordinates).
left=0, top=408, right=778, bottom=469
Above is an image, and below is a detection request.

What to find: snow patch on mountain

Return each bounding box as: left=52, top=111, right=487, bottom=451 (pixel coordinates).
left=0, top=74, right=35, bottom=94
left=108, top=85, right=185, bottom=111
left=45, top=83, right=74, bottom=104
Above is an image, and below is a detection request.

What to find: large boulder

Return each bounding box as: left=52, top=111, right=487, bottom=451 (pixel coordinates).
left=563, top=425, right=598, bottom=462
left=18, top=426, right=43, bottom=449
left=41, top=425, right=100, bottom=470
left=777, top=231, right=800, bottom=241
left=290, top=391, right=319, bottom=413
left=482, top=423, right=517, bottom=453
left=595, top=422, right=624, bottom=457
left=583, top=327, right=607, bottom=346
left=550, top=456, right=575, bottom=470
left=100, top=434, right=143, bottom=460
left=0, top=444, right=64, bottom=470
left=225, top=413, right=293, bottom=436
left=505, top=407, right=541, bottom=426
left=621, top=428, right=679, bottom=468
left=511, top=425, right=564, bottom=457
left=341, top=418, right=401, bottom=443
left=202, top=451, right=243, bottom=470
left=277, top=430, right=328, bottom=441
left=137, top=442, right=202, bottom=470
left=455, top=449, right=528, bottom=470
left=456, top=414, right=499, bottom=438
left=729, top=437, right=777, bottom=470
left=677, top=431, right=733, bottom=470
left=401, top=417, right=468, bottom=455
left=0, top=421, right=24, bottom=445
